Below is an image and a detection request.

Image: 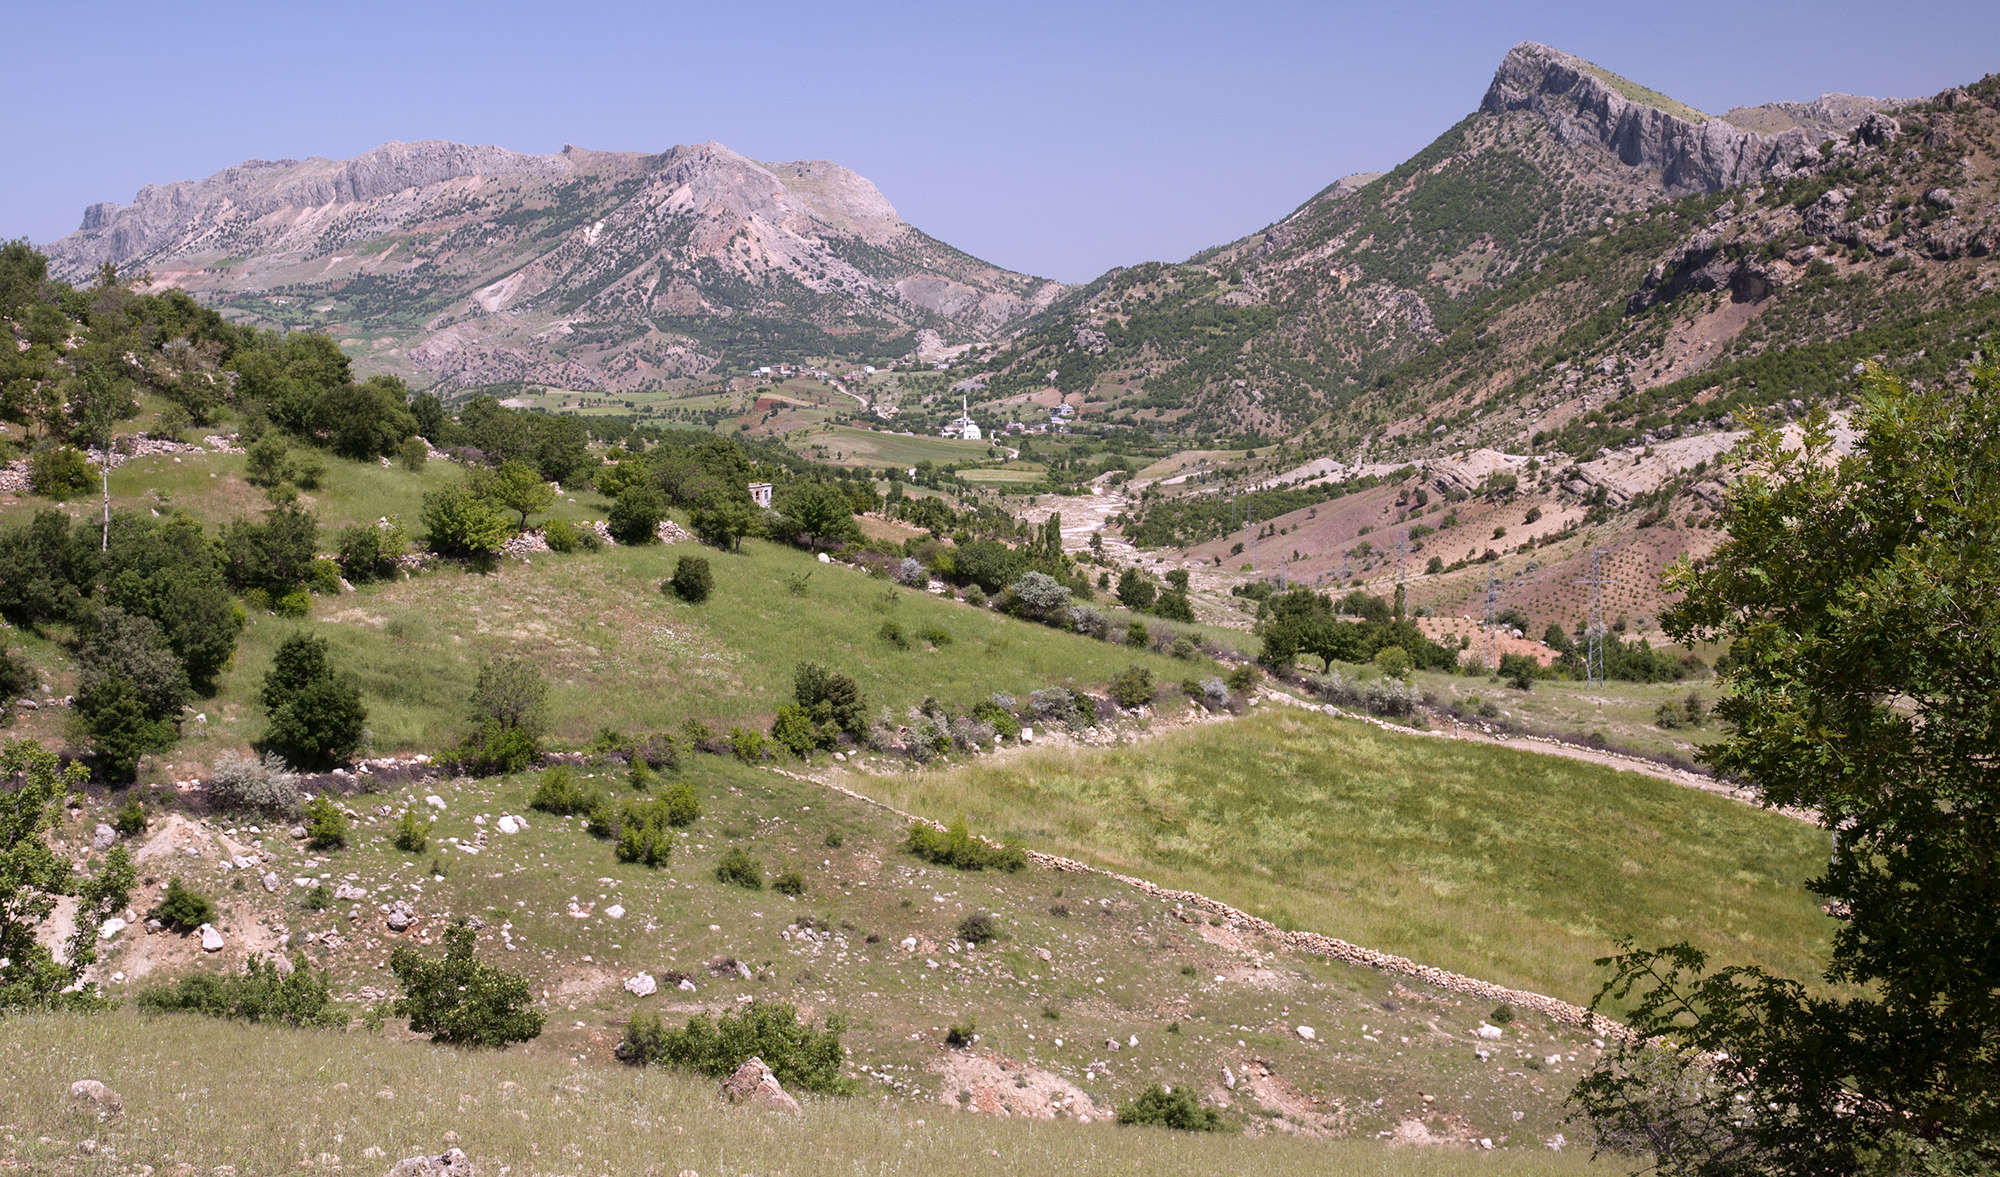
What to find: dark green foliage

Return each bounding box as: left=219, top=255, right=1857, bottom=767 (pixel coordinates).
left=668, top=554, right=713, bottom=602
left=956, top=911, right=1000, bottom=945
left=259, top=633, right=367, bottom=768
left=0, top=511, right=95, bottom=631
left=111, top=797, right=147, bottom=838
left=906, top=819, right=1027, bottom=873
left=390, top=919, right=544, bottom=1047
left=541, top=517, right=580, bottom=553
left=771, top=869, right=807, bottom=897
left=0, top=740, right=131, bottom=1011
left=149, top=876, right=217, bottom=933
left=302, top=883, right=332, bottom=912
left=715, top=847, right=763, bottom=889
left=219, top=499, right=320, bottom=596
left=661, top=781, right=701, bottom=828
left=78, top=607, right=188, bottom=722
left=1497, top=652, right=1540, bottom=691
left=607, top=483, right=666, bottom=544
left=970, top=700, right=1020, bottom=739
left=303, top=794, right=348, bottom=851
left=73, top=673, right=175, bottom=782
left=945, top=538, right=1024, bottom=593
left=617, top=1000, right=853, bottom=1095
left=1115, top=1083, right=1235, bottom=1132
left=1151, top=589, right=1195, bottom=622
left=393, top=809, right=431, bottom=853
left=1115, top=567, right=1157, bottom=611
left=335, top=521, right=406, bottom=583
left=0, top=642, right=32, bottom=715
left=137, top=955, right=347, bottom=1028
left=528, top=767, right=603, bottom=817
left=451, top=720, right=540, bottom=776
left=792, top=663, right=867, bottom=742
left=1108, top=665, right=1156, bottom=709
left=27, top=446, right=93, bottom=499
left=420, top=483, right=508, bottom=557
left=877, top=619, right=908, bottom=648
left=945, top=1020, right=976, bottom=1049
left=99, top=514, right=242, bottom=693
left=689, top=497, right=757, bottom=551
left=1257, top=587, right=1459, bottom=674
left=613, top=798, right=677, bottom=867
left=1223, top=663, right=1259, bottom=692
left=1125, top=620, right=1149, bottom=648
left=773, top=480, right=863, bottom=551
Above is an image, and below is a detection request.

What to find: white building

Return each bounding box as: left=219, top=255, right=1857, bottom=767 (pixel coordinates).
left=943, top=394, right=981, bottom=441
left=748, top=482, right=773, bottom=509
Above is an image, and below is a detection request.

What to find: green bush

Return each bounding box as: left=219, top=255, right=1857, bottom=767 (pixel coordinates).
left=529, top=767, right=603, bottom=817
left=617, top=1000, right=853, bottom=1095
left=336, top=520, right=406, bottom=582
left=1109, top=665, right=1156, bottom=709
left=74, top=673, right=176, bottom=783
left=1115, top=1083, right=1235, bottom=1132
left=608, top=484, right=665, bottom=545
left=971, top=700, right=1020, bottom=740
left=1152, top=590, right=1195, bottom=623
left=273, top=589, right=312, bottom=617
left=1125, top=620, right=1150, bottom=648
left=137, top=955, right=346, bottom=1028
left=451, top=719, right=540, bottom=776
left=715, top=847, right=763, bottom=890
left=957, top=911, right=1001, bottom=945
left=390, top=920, right=544, bottom=1047
left=542, top=517, right=579, bottom=553
left=729, top=726, right=770, bottom=763
left=393, top=809, right=432, bottom=853
left=877, top=619, right=908, bottom=648
left=260, top=633, right=367, bottom=768
left=945, top=1020, right=977, bottom=1049
left=285, top=452, right=327, bottom=490
left=1224, top=664, right=1260, bottom=692
left=303, top=794, right=348, bottom=851
left=421, top=483, right=509, bottom=558
left=1372, top=645, right=1412, bottom=679
left=149, top=876, right=217, bottom=933
left=28, top=446, right=95, bottom=499
left=771, top=869, right=807, bottom=897
left=302, top=883, right=331, bottom=911
left=244, top=435, right=288, bottom=487
left=613, top=798, right=678, bottom=868
left=669, top=554, right=713, bottom=602
left=661, top=781, right=701, bottom=827
left=398, top=435, right=428, bottom=473
left=112, top=797, right=148, bottom=838
left=0, top=642, right=31, bottom=714
left=906, top=819, right=1027, bottom=873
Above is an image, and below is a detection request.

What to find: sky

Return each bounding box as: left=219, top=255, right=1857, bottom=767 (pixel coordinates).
left=3, top=1, right=1995, bottom=283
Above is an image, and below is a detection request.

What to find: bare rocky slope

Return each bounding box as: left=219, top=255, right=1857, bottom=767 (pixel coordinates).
left=45, top=140, right=1063, bottom=391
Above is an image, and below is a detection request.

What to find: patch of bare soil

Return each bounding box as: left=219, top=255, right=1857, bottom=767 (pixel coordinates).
left=934, top=1047, right=1110, bottom=1121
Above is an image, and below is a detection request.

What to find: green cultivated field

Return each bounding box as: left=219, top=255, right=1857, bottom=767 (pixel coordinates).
left=862, top=706, right=1834, bottom=1008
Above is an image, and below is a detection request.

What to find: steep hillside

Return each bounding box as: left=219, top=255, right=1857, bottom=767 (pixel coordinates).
left=962, top=42, right=1903, bottom=443
left=44, top=141, right=1063, bottom=391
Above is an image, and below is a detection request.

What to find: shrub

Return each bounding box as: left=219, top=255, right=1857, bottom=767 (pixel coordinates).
left=1304, top=669, right=1422, bottom=718
left=244, top=435, right=288, bottom=486
left=28, top=446, right=95, bottom=499
left=715, top=847, right=763, bottom=889
left=1029, top=687, right=1081, bottom=728
left=206, top=751, right=301, bottom=817
left=793, top=663, right=867, bottom=743
left=78, top=607, right=187, bottom=722
left=260, top=633, right=368, bottom=768
left=1171, top=635, right=1197, bottom=659
left=398, top=435, right=428, bottom=473
left=1498, top=652, right=1539, bottom=691
left=608, top=483, right=666, bottom=544
left=336, top=519, right=407, bottom=582
left=273, top=588, right=312, bottom=617
left=1116, top=1083, right=1235, bottom=1132
left=149, top=876, right=217, bottom=933
left=1224, top=663, right=1260, bottom=692
left=393, top=809, right=432, bottom=853
left=877, top=619, right=908, bottom=648
left=284, top=451, right=327, bottom=490
left=945, top=1020, right=977, bottom=1049
left=970, top=699, right=1020, bottom=739
left=112, top=796, right=148, bottom=838
left=729, top=726, right=770, bottom=763
left=74, top=673, right=175, bottom=782
left=469, top=656, right=549, bottom=738
left=1066, top=604, right=1107, bottom=638
left=137, top=954, right=346, bottom=1028
left=957, top=912, right=1001, bottom=945
left=1198, top=677, right=1230, bottom=707
left=1372, top=645, right=1412, bottom=679
left=1006, top=571, right=1071, bottom=621
left=421, top=483, right=508, bottom=558
left=1152, top=591, right=1195, bottom=623
left=0, top=642, right=31, bottom=714
left=303, top=794, right=348, bottom=850
left=1109, top=665, right=1155, bottom=709
left=907, top=819, right=1026, bottom=872
left=617, top=1000, right=852, bottom=1094
left=614, top=799, right=677, bottom=867
left=669, top=554, right=713, bottom=602
left=529, top=767, right=603, bottom=817
left=541, top=517, right=579, bottom=553
left=1125, top=620, right=1150, bottom=648
left=771, top=869, right=807, bottom=897
left=962, top=584, right=987, bottom=608
left=302, top=883, right=332, bottom=911
left=894, top=556, right=927, bottom=586
left=390, top=919, right=545, bottom=1047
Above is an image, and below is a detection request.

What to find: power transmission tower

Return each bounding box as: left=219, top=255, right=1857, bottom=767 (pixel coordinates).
left=1277, top=556, right=1289, bottom=591
left=1484, top=572, right=1500, bottom=671
left=1572, top=548, right=1609, bottom=686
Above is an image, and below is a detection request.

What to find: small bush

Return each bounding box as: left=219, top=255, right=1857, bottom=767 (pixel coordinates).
left=112, top=797, right=148, bottom=838
left=1125, top=620, right=1150, bottom=648
left=137, top=955, right=346, bottom=1028
left=916, top=624, right=952, bottom=647
left=669, top=554, right=713, bottom=602
left=1491, top=1003, right=1516, bottom=1024
left=1109, top=665, right=1156, bottom=709
left=302, top=883, right=332, bottom=911
left=28, top=445, right=95, bottom=499
left=661, top=780, right=701, bottom=827
left=945, top=1020, right=977, bottom=1049
left=542, top=517, right=580, bottom=553
left=1654, top=701, right=1686, bottom=729
left=729, top=727, right=770, bottom=763
left=529, top=767, right=603, bottom=817
left=771, top=869, right=808, bottom=897
left=260, top=633, right=367, bottom=769
left=907, top=819, right=1027, bottom=873
left=1222, top=664, right=1258, bottom=693
left=398, top=435, right=428, bottom=473
left=303, top=794, right=349, bottom=850
left=390, top=920, right=545, bottom=1047
left=715, top=847, right=764, bottom=890
left=617, top=1000, right=852, bottom=1094
left=877, top=619, right=909, bottom=648
left=393, top=809, right=432, bottom=853
left=204, top=751, right=301, bottom=816
left=1029, top=687, right=1081, bottom=728
left=607, top=484, right=666, bottom=545
left=1372, top=645, right=1412, bottom=679
left=614, top=798, right=678, bottom=867
left=1116, top=1083, right=1235, bottom=1132
left=957, top=912, right=1001, bottom=945
left=284, top=452, right=327, bottom=490
left=149, top=876, right=217, bottom=933
left=970, top=699, right=1020, bottom=739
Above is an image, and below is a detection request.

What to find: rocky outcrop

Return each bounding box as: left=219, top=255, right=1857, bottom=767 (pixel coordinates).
left=1483, top=42, right=1893, bottom=194
left=719, top=1057, right=802, bottom=1113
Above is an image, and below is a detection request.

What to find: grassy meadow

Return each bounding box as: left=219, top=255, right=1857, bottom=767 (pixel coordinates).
left=856, top=706, right=1834, bottom=1008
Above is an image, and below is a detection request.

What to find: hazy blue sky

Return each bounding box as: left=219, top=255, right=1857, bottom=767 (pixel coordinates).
left=4, top=1, right=1994, bottom=282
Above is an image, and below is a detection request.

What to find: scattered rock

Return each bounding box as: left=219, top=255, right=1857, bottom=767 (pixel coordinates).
left=68, top=1079, right=122, bottom=1119
left=199, top=924, right=225, bottom=952
left=290, top=826, right=308, bottom=839
left=678, top=978, right=697, bottom=992
left=262, top=872, right=280, bottom=893
left=92, top=823, right=116, bottom=851
left=425, top=795, right=447, bottom=810
left=719, top=1057, right=802, bottom=1113
left=384, top=1147, right=474, bottom=1177
left=384, top=901, right=416, bottom=932
left=495, top=815, right=521, bottom=834
left=625, top=972, right=657, bottom=997
left=605, top=904, right=625, bottom=920
left=335, top=883, right=369, bottom=902
left=1296, top=1025, right=1316, bottom=1041
left=1475, top=1023, right=1505, bottom=1040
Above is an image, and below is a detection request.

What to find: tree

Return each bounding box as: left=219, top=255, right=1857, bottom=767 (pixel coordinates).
left=774, top=481, right=860, bottom=551
left=468, top=657, right=549, bottom=739
left=391, top=919, right=544, bottom=1046
left=420, top=483, right=508, bottom=558
left=668, top=554, right=713, bottom=602
left=689, top=496, right=757, bottom=551
left=607, top=483, right=665, bottom=545
left=1116, top=567, right=1157, bottom=611
left=73, top=673, right=175, bottom=782
left=793, top=663, right=867, bottom=741
left=0, top=739, right=133, bottom=1011
left=100, top=513, right=243, bottom=693
left=1574, top=367, right=2000, bottom=1175
left=315, top=374, right=415, bottom=459
left=77, top=607, right=188, bottom=722
left=487, top=459, right=555, bottom=532
left=218, top=498, right=319, bottom=595
left=260, top=633, right=367, bottom=768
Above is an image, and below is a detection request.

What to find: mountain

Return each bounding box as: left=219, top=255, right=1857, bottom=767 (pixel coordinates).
left=44, top=140, right=1063, bottom=391
left=959, top=42, right=1920, bottom=445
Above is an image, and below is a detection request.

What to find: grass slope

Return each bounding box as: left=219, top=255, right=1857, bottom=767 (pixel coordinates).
left=861, top=707, right=1833, bottom=1007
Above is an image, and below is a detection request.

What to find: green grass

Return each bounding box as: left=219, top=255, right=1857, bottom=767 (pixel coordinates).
left=863, top=706, right=1834, bottom=1009
left=809, top=424, right=1006, bottom=468
left=0, top=1009, right=1606, bottom=1176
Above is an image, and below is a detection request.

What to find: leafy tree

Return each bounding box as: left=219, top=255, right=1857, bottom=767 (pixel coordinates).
left=948, top=538, right=1025, bottom=593
left=1574, top=368, right=2000, bottom=1175
left=1006, top=571, right=1071, bottom=622
left=100, top=513, right=243, bottom=693
left=420, top=482, right=509, bottom=558
left=218, top=498, right=319, bottom=595
left=773, top=480, right=860, bottom=551
left=1116, top=567, right=1157, bottom=611
left=0, top=510, right=96, bottom=628
left=1151, top=589, right=1195, bottom=622
left=0, top=740, right=133, bottom=1010
left=390, top=919, right=544, bottom=1047
left=243, top=434, right=289, bottom=487
left=260, top=633, right=367, bottom=768
left=607, top=483, right=666, bottom=545
left=690, top=495, right=758, bottom=551
left=26, top=445, right=93, bottom=499
left=487, top=459, right=555, bottom=531
left=469, top=657, right=549, bottom=739
left=73, top=673, right=175, bottom=782
left=335, top=519, right=407, bottom=583
left=669, top=554, right=713, bottom=602
left=398, top=435, right=429, bottom=472
left=316, top=373, right=415, bottom=459
left=77, top=607, right=188, bottom=722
